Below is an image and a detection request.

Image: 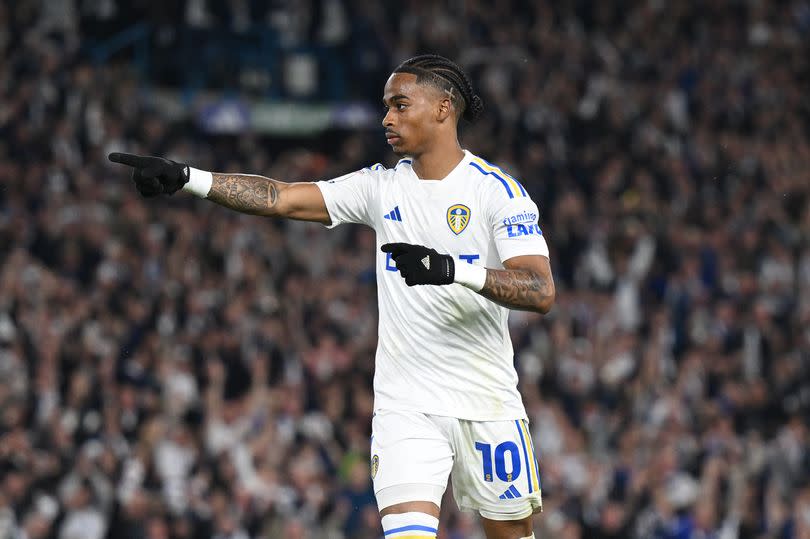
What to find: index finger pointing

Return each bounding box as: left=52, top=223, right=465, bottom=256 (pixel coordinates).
left=108, top=152, right=152, bottom=168
left=381, top=243, right=410, bottom=256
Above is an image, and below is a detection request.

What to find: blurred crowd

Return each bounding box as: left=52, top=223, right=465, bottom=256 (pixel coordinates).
left=1, top=0, right=810, bottom=538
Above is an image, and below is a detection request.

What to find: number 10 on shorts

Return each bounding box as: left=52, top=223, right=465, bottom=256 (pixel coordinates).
left=475, top=441, right=521, bottom=482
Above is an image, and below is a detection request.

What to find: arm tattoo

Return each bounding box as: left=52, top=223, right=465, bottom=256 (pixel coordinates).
left=480, top=268, right=554, bottom=312
left=207, top=173, right=279, bottom=216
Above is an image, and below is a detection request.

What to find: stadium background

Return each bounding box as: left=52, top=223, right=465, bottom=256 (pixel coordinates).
left=1, top=0, right=809, bottom=538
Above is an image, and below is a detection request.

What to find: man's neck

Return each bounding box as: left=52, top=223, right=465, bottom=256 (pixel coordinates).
left=410, top=143, right=465, bottom=180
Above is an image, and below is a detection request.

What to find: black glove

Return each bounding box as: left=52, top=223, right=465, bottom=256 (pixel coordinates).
left=108, top=152, right=189, bottom=197
left=381, top=243, right=454, bottom=286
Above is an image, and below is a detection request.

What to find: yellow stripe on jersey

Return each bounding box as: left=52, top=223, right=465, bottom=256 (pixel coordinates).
left=520, top=419, right=540, bottom=493
left=471, top=157, right=527, bottom=198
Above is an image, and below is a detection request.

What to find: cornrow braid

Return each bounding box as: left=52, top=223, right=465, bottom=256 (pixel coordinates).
left=393, top=54, right=484, bottom=123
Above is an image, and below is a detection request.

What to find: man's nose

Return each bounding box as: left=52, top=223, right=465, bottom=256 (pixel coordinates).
left=382, top=109, right=394, bottom=128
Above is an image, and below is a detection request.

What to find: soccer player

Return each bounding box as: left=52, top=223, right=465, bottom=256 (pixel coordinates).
left=110, top=54, right=554, bottom=539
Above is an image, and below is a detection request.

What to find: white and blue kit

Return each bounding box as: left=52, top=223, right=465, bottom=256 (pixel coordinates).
left=316, top=150, right=547, bottom=521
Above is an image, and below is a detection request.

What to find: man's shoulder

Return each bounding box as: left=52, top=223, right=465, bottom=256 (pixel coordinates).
left=362, top=162, right=389, bottom=174
left=464, top=153, right=529, bottom=202
left=359, top=159, right=412, bottom=180
left=324, top=161, right=402, bottom=185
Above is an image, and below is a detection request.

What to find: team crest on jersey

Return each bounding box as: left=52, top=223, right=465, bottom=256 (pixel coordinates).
left=447, top=204, right=471, bottom=235
left=370, top=454, right=379, bottom=478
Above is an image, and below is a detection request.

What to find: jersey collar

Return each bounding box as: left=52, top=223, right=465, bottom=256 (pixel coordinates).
left=401, top=150, right=474, bottom=195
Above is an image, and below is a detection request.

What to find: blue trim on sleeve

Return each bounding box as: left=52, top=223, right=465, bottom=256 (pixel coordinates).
left=480, top=157, right=527, bottom=196
left=469, top=161, right=514, bottom=198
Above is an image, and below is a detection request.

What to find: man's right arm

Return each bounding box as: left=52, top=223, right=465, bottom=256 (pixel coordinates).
left=206, top=172, right=330, bottom=224
left=107, top=153, right=332, bottom=225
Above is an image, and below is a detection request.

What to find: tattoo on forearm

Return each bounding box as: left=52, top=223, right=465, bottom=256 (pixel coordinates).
left=480, top=269, right=554, bottom=312
left=208, top=173, right=279, bottom=215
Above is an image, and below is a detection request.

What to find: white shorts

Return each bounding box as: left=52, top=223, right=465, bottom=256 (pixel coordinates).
left=370, top=409, right=543, bottom=521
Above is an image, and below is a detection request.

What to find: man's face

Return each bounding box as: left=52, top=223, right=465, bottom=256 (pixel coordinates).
left=382, top=73, right=444, bottom=156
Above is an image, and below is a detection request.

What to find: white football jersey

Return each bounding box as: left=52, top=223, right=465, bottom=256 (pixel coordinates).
left=316, top=150, right=549, bottom=421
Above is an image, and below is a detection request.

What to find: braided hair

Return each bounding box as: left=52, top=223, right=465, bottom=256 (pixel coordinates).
left=393, top=54, right=484, bottom=123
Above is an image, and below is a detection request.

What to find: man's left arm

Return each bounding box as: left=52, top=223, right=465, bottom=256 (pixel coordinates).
left=478, top=255, right=555, bottom=313
left=380, top=245, right=555, bottom=313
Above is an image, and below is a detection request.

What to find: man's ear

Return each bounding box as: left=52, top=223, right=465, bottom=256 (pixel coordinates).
left=437, top=97, right=453, bottom=122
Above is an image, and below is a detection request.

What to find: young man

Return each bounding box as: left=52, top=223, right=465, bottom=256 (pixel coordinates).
left=110, top=54, right=554, bottom=539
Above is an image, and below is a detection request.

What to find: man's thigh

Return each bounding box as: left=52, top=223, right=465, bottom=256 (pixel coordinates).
left=371, top=409, right=454, bottom=511
left=450, top=418, right=542, bottom=523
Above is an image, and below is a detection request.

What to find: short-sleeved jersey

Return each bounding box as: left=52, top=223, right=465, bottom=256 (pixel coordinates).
left=316, top=150, right=549, bottom=421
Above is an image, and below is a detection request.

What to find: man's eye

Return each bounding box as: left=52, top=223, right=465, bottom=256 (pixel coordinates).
left=397, top=104, right=407, bottom=111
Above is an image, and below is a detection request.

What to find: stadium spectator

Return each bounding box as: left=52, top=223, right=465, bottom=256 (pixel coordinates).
left=1, top=0, right=809, bottom=538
